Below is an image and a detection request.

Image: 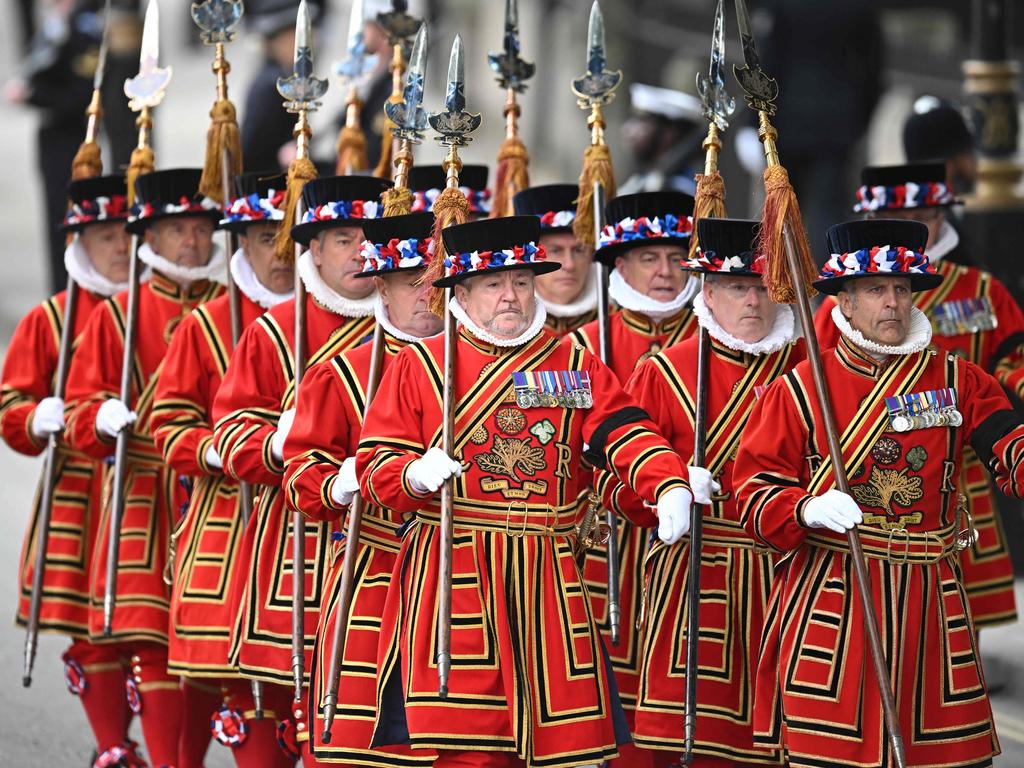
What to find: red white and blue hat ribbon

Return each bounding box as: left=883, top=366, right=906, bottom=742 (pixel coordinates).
left=819, top=244, right=936, bottom=280
left=682, top=247, right=763, bottom=274
left=131, top=195, right=220, bottom=222
left=222, top=189, right=286, bottom=224
left=360, top=236, right=434, bottom=273
left=854, top=182, right=954, bottom=212
left=302, top=198, right=383, bottom=222
left=210, top=706, right=249, bottom=747
left=412, top=186, right=491, bottom=215
left=598, top=214, right=693, bottom=249
left=444, top=241, right=547, bottom=280
left=63, top=194, right=130, bottom=228
left=538, top=209, right=576, bottom=229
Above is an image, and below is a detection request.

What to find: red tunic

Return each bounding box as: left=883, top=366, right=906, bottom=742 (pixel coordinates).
left=150, top=291, right=266, bottom=677
left=607, top=335, right=804, bottom=764
left=2, top=287, right=108, bottom=637
left=814, top=259, right=1024, bottom=627
left=211, top=292, right=374, bottom=685
left=568, top=306, right=698, bottom=719
left=733, top=334, right=1024, bottom=767
left=283, top=331, right=433, bottom=766
left=64, top=273, right=223, bottom=642
left=356, top=328, right=690, bottom=768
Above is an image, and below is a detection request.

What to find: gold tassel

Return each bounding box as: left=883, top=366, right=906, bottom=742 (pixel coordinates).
left=490, top=135, right=529, bottom=218
left=382, top=185, right=414, bottom=217
left=573, top=143, right=616, bottom=247
left=273, top=155, right=318, bottom=262
left=198, top=99, right=243, bottom=202
left=335, top=124, right=369, bottom=174
left=759, top=164, right=817, bottom=304
left=126, top=145, right=155, bottom=206
left=422, top=186, right=471, bottom=316
left=71, top=139, right=103, bottom=181
left=688, top=170, right=727, bottom=259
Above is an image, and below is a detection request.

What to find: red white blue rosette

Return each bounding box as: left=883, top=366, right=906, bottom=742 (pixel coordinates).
left=538, top=209, right=576, bottom=230
left=598, top=214, right=693, bottom=250
left=681, top=247, right=763, bottom=276
left=443, top=240, right=549, bottom=281
left=210, top=706, right=249, bottom=747
left=62, top=657, right=88, bottom=695
left=132, top=195, right=220, bottom=223
left=125, top=677, right=143, bottom=714
left=359, top=236, right=434, bottom=274
left=302, top=198, right=383, bottom=223
left=63, top=195, right=130, bottom=229
left=222, top=189, right=286, bottom=225
left=854, top=181, right=955, bottom=212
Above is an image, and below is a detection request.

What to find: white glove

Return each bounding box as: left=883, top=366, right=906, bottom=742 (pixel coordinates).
left=31, top=396, right=65, bottom=439
left=271, top=408, right=296, bottom=462
left=687, top=465, right=721, bottom=506
left=656, top=486, right=694, bottom=545
left=407, top=447, right=463, bottom=494
left=96, top=399, right=136, bottom=438
left=802, top=490, right=863, bottom=533
left=204, top=444, right=222, bottom=470
left=330, top=457, right=359, bottom=506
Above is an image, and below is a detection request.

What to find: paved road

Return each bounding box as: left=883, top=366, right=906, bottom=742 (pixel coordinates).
left=1, top=4, right=1023, bottom=768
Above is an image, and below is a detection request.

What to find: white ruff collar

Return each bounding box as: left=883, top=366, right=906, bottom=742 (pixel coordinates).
left=538, top=264, right=599, bottom=318
left=138, top=241, right=226, bottom=286
left=230, top=249, right=293, bottom=309
left=374, top=294, right=440, bottom=344
left=449, top=296, right=547, bottom=348
left=608, top=266, right=698, bottom=320
left=927, top=219, right=959, bottom=263
left=692, top=292, right=796, bottom=355
left=297, top=250, right=377, bottom=317
left=65, top=236, right=136, bottom=297
left=831, top=303, right=932, bottom=359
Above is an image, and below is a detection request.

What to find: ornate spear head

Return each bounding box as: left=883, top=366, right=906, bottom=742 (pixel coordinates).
left=190, top=0, right=243, bottom=45
left=570, top=1, right=621, bottom=108
left=93, top=0, right=112, bottom=92
left=696, top=0, right=735, bottom=131
left=276, top=0, right=328, bottom=112
left=429, top=35, right=481, bottom=147
left=376, top=0, right=420, bottom=56
left=732, top=0, right=779, bottom=115
left=386, top=23, right=429, bottom=143
left=334, top=0, right=378, bottom=83
left=124, top=0, right=172, bottom=111
left=487, top=0, right=535, bottom=93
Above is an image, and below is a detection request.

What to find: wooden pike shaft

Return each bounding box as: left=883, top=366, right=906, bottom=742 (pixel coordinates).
left=24, top=73, right=108, bottom=684
left=103, top=106, right=152, bottom=636
left=590, top=178, right=621, bottom=645
left=437, top=143, right=462, bottom=698
left=103, top=228, right=143, bottom=636
left=757, top=111, right=906, bottom=768
left=320, top=323, right=386, bottom=742
left=682, top=303, right=710, bottom=765
left=290, top=111, right=311, bottom=704
left=22, top=278, right=80, bottom=685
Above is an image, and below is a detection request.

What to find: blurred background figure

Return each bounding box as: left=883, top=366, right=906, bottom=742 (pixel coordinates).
left=240, top=0, right=324, bottom=172
left=3, top=0, right=138, bottom=294
left=618, top=82, right=704, bottom=195
left=341, top=0, right=394, bottom=172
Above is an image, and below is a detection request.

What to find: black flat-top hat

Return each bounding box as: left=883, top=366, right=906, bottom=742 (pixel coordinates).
left=62, top=174, right=130, bottom=232
left=220, top=171, right=287, bottom=233
left=903, top=102, right=973, bottom=162
left=681, top=218, right=763, bottom=276
left=289, top=175, right=393, bottom=246
left=594, top=191, right=695, bottom=266
left=128, top=168, right=221, bottom=234
left=814, top=218, right=942, bottom=295
left=853, top=162, right=957, bottom=213
left=409, top=164, right=491, bottom=215
left=434, top=215, right=559, bottom=288
left=512, top=184, right=579, bottom=234
left=356, top=212, right=435, bottom=278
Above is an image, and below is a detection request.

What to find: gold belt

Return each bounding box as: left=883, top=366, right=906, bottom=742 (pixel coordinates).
left=415, top=503, right=578, bottom=538
left=806, top=524, right=960, bottom=565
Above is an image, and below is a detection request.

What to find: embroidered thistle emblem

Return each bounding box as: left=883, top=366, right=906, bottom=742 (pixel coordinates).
left=469, top=425, right=489, bottom=445
left=851, top=466, right=924, bottom=516
left=474, top=435, right=546, bottom=482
